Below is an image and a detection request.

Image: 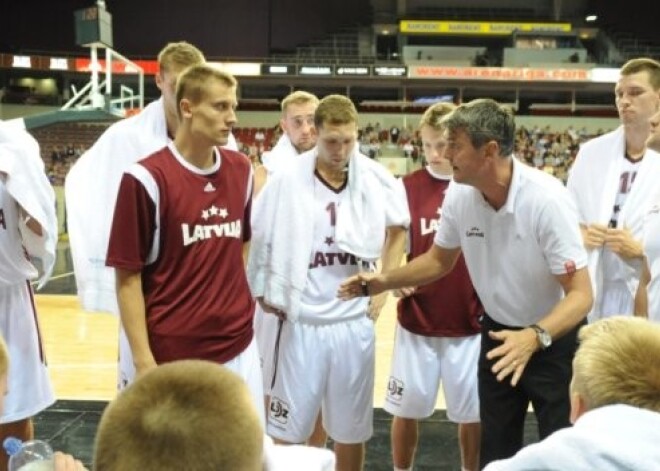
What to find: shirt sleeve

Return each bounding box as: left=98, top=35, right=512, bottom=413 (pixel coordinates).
left=384, top=173, right=411, bottom=228
left=106, top=172, right=157, bottom=271
left=538, top=189, right=588, bottom=275
left=433, top=181, right=461, bottom=249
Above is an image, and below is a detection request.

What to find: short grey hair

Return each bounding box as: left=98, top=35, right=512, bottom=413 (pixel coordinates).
left=441, top=98, right=515, bottom=156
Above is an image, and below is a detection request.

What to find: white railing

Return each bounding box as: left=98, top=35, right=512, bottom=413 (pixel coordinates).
left=61, top=45, right=144, bottom=112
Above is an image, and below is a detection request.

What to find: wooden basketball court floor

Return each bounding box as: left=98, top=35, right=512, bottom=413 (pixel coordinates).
left=36, top=243, right=448, bottom=409
left=36, top=290, right=449, bottom=410
left=33, top=246, right=521, bottom=470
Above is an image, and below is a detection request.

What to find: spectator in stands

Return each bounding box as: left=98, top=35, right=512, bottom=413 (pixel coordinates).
left=483, top=316, right=660, bottom=470
left=65, top=41, right=238, bottom=390
left=390, top=125, right=401, bottom=144
left=255, top=128, right=266, bottom=148
left=0, top=121, right=58, bottom=471
left=339, top=98, right=592, bottom=468
left=402, top=140, right=414, bottom=158
left=567, top=57, right=660, bottom=321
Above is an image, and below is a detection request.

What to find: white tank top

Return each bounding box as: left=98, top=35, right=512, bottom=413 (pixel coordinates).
left=299, top=173, right=369, bottom=323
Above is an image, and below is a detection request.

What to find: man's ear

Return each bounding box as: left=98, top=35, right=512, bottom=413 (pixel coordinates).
left=179, top=98, right=192, bottom=119
left=483, top=139, right=500, bottom=159
left=569, top=390, right=588, bottom=424
left=155, top=72, right=164, bottom=93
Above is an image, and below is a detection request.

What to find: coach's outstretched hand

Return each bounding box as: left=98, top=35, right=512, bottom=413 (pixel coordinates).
left=338, top=272, right=385, bottom=300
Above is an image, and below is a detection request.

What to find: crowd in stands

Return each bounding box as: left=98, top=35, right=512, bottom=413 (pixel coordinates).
left=516, top=125, right=608, bottom=183
left=28, top=120, right=608, bottom=186
left=30, top=122, right=108, bottom=185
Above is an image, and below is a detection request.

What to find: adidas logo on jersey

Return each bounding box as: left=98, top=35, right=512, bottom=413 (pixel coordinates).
left=204, top=182, right=216, bottom=192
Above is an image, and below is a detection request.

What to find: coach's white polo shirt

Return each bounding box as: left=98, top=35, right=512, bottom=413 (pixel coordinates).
left=434, top=157, right=587, bottom=327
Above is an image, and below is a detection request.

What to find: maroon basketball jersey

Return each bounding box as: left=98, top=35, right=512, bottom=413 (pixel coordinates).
left=107, top=145, right=255, bottom=363
left=399, top=168, right=483, bottom=337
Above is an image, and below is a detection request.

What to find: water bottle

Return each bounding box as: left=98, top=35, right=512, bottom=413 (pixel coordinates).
left=3, top=437, right=54, bottom=471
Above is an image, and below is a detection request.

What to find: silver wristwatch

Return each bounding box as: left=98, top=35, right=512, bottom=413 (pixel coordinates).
left=530, top=324, right=552, bottom=349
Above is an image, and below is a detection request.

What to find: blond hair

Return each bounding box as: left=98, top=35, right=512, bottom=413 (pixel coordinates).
left=572, top=316, right=660, bottom=413
left=157, top=41, right=205, bottom=75
left=175, top=64, right=237, bottom=118
left=281, top=90, right=319, bottom=115
left=93, top=360, right=263, bottom=471
left=419, top=102, right=456, bottom=130
left=314, top=94, right=358, bottom=129
left=620, top=57, right=660, bottom=90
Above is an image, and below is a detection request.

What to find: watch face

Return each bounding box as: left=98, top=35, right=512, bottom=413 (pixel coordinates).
left=532, top=325, right=552, bottom=348
left=539, top=331, right=552, bottom=347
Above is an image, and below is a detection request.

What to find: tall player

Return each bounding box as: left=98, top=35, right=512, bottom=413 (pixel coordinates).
left=0, top=122, right=57, bottom=471
left=254, top=90, right=319, bottom=196
left=386, top=103, right=482, bottom=471
left=105, top=65, right=263, bottom=419
left=66, top=42, right=213, bottom=390
left=248, top=95, right=409, bottom=470
left=567, top=57, right=660, bottom=320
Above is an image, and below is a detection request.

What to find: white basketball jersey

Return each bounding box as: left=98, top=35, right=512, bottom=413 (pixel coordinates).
left=602, top=158, right=642, bottom=283
left=299, top=174, right=369, bottom=323
left=0, top=179, right=38, bottom=285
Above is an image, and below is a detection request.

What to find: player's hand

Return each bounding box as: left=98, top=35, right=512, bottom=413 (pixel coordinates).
left=257, top=297, right=287, bottom=320
left=392, top=286, right=416, bottom=298
left=54, top=451, right=88, bottom=470
left=605, top=227, right=644, bottom=260
left=338, top=272, right=384, bottom=300
left=367, top=292, right=388, bottom=322
left=582, top=223, right=608, bottom=250
left=486, top=328, right=538, bottom=387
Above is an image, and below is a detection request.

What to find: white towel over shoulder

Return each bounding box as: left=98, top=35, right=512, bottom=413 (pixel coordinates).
left=0, top=121, right=57, bottom=288
left=247, top=146, right=409, bottom=321
left=65, top=99, right=169, bottom=313
left=567, top=126, right=660, bottom=316
left=65, top=98, right=239, bottom=313
left=260, top=134, right=296, bottom=176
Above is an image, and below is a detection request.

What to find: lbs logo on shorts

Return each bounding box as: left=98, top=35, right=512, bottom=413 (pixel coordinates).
left=269, top=397, right=290, bottom=425
left=387, top=377, right=404, bottom=401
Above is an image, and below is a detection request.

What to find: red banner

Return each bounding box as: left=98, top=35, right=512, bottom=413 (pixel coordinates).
left=74, top=58, right=159, bottom=75
left=410, top=65, right=591, bottom=82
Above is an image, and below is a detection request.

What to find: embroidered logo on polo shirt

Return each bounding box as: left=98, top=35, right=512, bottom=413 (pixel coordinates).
left=204, top=182, right=216, bottom=192
left=465, top=226, right=485, bottom=238
left=564, top=260, right=577, bottom=274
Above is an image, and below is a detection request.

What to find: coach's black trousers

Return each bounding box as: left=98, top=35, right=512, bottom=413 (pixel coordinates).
left=478, top=314, right=583, bottom=469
